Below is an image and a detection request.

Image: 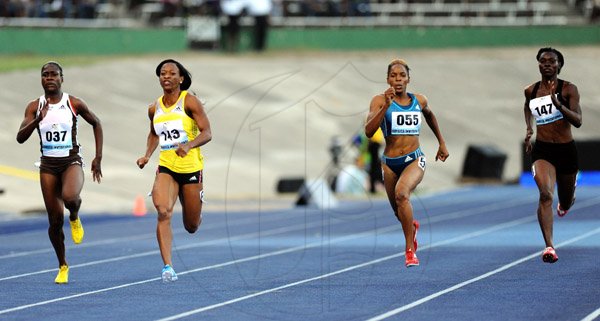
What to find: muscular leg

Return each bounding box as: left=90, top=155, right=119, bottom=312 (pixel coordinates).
left=382, top=164, right=399, bottom=215
left=61, top=165, right=84, bottom=221
left=152, top=173, right=179, bottom=266
left=532, top=160, right=556, bottom=248
left=179, top=182, right=203, bottom=234
left=40, top=172, right=67, bottom=266
left=556, top=172, right=577, bottom=211
left=394, top=162, right=424, bottom=252
left=382, top=161, right=424, bottom=252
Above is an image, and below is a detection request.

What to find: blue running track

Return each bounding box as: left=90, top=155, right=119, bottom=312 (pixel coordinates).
left=0, top=186, right=599, bottom=321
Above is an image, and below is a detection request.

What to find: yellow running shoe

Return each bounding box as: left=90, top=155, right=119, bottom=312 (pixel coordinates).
left=70, top=217, right=84, bottom=244
left=55, top=265, right=69, bottom=284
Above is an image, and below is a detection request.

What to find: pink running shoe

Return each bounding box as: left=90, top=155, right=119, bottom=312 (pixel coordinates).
left=405, top=249, right=420, bottom=267
left=556, top=197, right=575, bottom=217
left=413, top=220, right=420, bottom=252
left=557, top=204, right=568, bottom=217
left=557, top=196, right=576, bottom=218
left=542, top=247, right=558, bottom=263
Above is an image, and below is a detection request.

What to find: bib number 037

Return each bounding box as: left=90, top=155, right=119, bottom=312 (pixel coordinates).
left=46, top=130, right=67, bottom=142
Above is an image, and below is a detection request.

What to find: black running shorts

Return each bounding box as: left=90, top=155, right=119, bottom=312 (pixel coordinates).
left=531, top=140, right=578, bottom=175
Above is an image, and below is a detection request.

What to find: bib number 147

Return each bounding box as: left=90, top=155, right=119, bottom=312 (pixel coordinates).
left=534, top=103, right=553, bottom=116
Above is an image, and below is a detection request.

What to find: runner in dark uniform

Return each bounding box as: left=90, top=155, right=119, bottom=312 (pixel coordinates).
left=523, top=47, right=582, bottom=263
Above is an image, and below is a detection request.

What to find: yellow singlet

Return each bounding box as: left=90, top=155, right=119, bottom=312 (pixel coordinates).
left=153, top=91, right=203, bottom=173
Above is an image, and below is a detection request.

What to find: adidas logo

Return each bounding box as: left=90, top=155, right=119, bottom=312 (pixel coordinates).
left=404, top=155, right=413, bottom=163
left=189, top=176, right=198, bottom=181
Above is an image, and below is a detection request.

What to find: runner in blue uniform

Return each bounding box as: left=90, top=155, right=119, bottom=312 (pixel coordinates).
left=523, top=47, right=582, bottom=263
left=365, top=59, right=449, bottom=268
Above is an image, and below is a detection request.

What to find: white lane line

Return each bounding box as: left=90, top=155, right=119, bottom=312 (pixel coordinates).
left=366, top=226, right=600, bottom=321
left=581, top=307, right=600, bottom=321
left=7, top=194, right=592, bottom=316
left=0, top=217, right=332, bottom=282
left=0, top=195, right=536, bottom=281
left=0, top=276, right=162, bottom=315
left=0, top=233, right=155, bottom=260
left=0, top=222, right=403, bottom=315
left=0, top=213, right=532, bottom=316
left=0, top=209, right=300, bottom=260
left=151, top=216, right=537, bottom=321
left=426, top=197, right=533, bottom=223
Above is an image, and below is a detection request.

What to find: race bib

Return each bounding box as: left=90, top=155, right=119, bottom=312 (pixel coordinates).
left=156, top=119, right=189, bottom=150
left=529, top=95, right=563, bottom=125
left=391, top=111, right=421, bottom=135
left=40, top=122, right=73, bottom=157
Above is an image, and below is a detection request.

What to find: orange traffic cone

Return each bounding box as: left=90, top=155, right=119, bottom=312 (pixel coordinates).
left=133, top=194, right=147, bottom=217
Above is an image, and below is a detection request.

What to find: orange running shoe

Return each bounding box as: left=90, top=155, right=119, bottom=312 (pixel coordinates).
left=405, top=249, right=419, bottom=268
left=542, top=247, right=558, bottom=263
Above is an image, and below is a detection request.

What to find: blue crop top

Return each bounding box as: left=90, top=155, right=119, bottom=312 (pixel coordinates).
left=380, top=93, right=422, bottom=137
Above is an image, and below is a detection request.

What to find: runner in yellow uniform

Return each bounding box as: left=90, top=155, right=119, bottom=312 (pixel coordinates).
left=137, top=59, right=212, bottom=282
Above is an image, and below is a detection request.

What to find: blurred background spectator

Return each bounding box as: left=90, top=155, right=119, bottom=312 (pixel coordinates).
left=352, top=129, right=384, bottom=195
left=0, top=0, right=597, bottom=46
left=221, top=0, right=273, bottom=52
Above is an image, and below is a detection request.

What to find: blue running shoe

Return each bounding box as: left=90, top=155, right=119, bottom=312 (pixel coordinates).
left=161, top=265, right=178, bottom=282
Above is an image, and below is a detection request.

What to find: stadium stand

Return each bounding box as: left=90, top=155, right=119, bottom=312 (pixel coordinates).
left=0, top=0, right=594, bottom=27
left=274, top=0, right=588, bottom=25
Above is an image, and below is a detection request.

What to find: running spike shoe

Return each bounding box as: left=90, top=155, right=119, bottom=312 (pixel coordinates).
left=161, top=265, right=178, bottom=282
left=542, top=247, right=558, bottom=263
left=55, top=265, right=69, bottom=284
left=557, top=204, right=569, bottom=217
left=557, top=197, right=576, bottom=217
left=405, top=249, right=420, bottom=268
left=70, top=217, right=84, bottom=244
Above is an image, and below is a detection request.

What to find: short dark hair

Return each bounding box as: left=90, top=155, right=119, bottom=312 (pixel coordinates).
left=155, top=59, right=192, bottom=90
left=42, top=61, right=63, bottom=76
left=536, top=47, right=564, bottom=72
left=387, top=59, right=410, bottom=77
